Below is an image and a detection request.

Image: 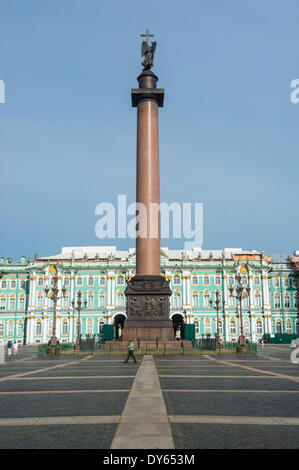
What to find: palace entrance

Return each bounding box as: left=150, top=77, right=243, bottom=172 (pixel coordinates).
left=114, top=314, right=126, bottom=340
left=171, top=314, right=185, bottom=340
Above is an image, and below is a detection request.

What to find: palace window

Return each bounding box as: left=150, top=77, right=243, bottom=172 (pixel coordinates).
left=244, top=319, right=250, bottom=335
left=254, top=276, right=260, bottom=285
left=1, top=281, right=6, bottom=289
left=274, top=278, right=280, bottom=288
left=64, top=277, right=70, bottom=287
left=86, top=319, right=93, bottom=336
left=242, top=276, right=248, bottom=286
left=255, top=293, right=261, bottom=308
left=0, top=322, right=4, bottom=336
left=218, top=320, right=223, bottom=335
left=215, top=276, right=221, bottom=286
left=274, top=296, right=281, bottom=308
left=204, top=318, right=211, bottom=334
left=37, top=294, right=43, bottom=308
left=293, top=279, right=298, bottom=288
left=77, top=277, right=83, bottom=286
left=99, top=293, right=106, bottom=307
left=194, top=321, right=200, bottom=335
left=192, top=276, right=198, bottom=285
left=88, top=276, right=94, bottom=287
left=173, top=275, right=181, bottom=285
left=230, top=321, right=236, bottom=334
left=294, top=294, right=299, bottom=309
left=20, top=280, right=26, bottom=289
left=228, top=276, right=234, bottom=286
left=7, top=322, right=13, bottom=336
left=192, top=294, right=199, bottom=307
left=286, top=321, right=292, bottom=334
left=117, top=275, right=125, bottom=285
left=99, top=277, right=106, bottom=286
left=283, top=278, right=289, bottom=288
left=9, top=296, right=16, bottom=310
left=37, top=278, right=44, bottom=287
left=47, top=320, right=53, bottom=336
left=203, top=276, right=210, bottom=286
left=0, top=297, right=6, bottom=310
left=62, top=321, right=68, bottom=335
left=242, top=295, right=249, bottom=308
left=87, top=294, right=94, bottom=309
left=173, top=293, right=181, bottom=308
left=63, top=295, right=69, bottom=309
left=17, top=322, right=23, bottom=336
left=203, top=294, right=210, bottom=308
left=117, top=293, right=125, bottom=307
left=11, top=280, right=16, bottom=289
left=276, top=321, right=282, bottom=334
left=256, top=320, right=263, bottom=334
left=36, top=321, right=42, bottom=336
left=19, top=296, right=25, bottom=311
left=284, top=296, right=290, bottom=309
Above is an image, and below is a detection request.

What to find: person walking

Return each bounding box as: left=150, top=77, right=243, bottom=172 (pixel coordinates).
left=124, top=340, right=137, bottom=364
left=12, top=341, right=18, bottom=357
left=7, top=340, right=13, bottom=359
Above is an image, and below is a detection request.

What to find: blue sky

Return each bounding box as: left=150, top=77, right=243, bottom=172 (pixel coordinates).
left=0, top=0, right=298, bottom=260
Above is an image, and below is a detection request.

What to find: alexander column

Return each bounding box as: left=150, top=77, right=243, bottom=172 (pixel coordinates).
left=124, top=30, right=172, bottom=341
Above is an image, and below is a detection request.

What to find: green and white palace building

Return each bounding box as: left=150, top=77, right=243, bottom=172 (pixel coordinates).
left=0, top=246, right=298, bottom=345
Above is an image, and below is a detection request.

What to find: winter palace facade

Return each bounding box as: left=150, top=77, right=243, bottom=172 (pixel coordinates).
left=0, top=246, right=298, bottom=345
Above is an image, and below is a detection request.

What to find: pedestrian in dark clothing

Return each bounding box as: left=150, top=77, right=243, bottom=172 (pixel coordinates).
left=7, top=340, right=13, bottom=358
left=124, top=340, right=137, bottom=363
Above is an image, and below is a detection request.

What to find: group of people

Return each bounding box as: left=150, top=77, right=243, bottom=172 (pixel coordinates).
left=6, top=340, right=19, bottom=358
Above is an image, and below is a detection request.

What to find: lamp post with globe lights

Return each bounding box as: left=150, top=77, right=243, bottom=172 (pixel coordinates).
left=209, top=290, right=225, bottom=354
left=71, top=291, right=87, bottom=350
left=229, top=272, right=250, bottom=349
left=44, top=269, right=67, bottom=354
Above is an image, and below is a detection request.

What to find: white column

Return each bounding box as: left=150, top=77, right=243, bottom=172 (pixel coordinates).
left=69, top=272, right=75, bottom=342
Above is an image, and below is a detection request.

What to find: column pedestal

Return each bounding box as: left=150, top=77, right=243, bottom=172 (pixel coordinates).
left=124, top=275, right=173, bottom=341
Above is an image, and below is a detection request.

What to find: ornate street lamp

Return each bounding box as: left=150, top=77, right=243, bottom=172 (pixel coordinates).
left=209, top=290, right=225, bottom=354
left=44, top=269, right=67, bottom=354
left=71, top=291, right=87, bottom=350
left=229, top=272, right=250, bottom=347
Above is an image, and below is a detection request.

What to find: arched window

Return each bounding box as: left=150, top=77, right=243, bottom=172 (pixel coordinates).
left=192, top=276, right=198, bottom=285
left=36, top=321, right=42, bottom=335
left=228, top=276, right=234, bottom=286
left=194, top=320, right=200, bottom=335
left=99, top=277, right=106, bottom=286
left=284, top=295, right=290, bottom=309
left=1, top=280, right=6, bottom=289
left=242, top=295, right=249, bottom=308
left=76, top=277, right=83, bottom=286
left=37, top=277, right=44, bottom=287
left=230, top=320, right=236, bottom=334
left=296, top=320, right=299, bottom=335
left=173, top=275, right=181, bottom=285
left=276, top=321, right=282, bottom=334
left=62, top=321, right=68, bottom=335
left=117, top=275, right=124, bottom=285
left=242, top=276, right=248, bottom=286
left=256, top=320, right=263, bottom=334
left=218, top=320, right=223, bottom=335
left=63, top=277, right=70, bottom=286
left=215, top=276, right=221, bottom=286
left=286, top=321, right=292, bottom=334
left=0, top=322, right=4, bottom=336
left=88, top=276, right=94, bottom=286
left=204, top=318, right=211, bottom=334
left=295, top=294, right=299, bottom=309
left=11, top=280, right=16, bottom=289
left=274, top=278, right=280, bottom=288
left=99, top=321, right=104, bottom=334
left=203, top=276, right=209, bottom=286
left=63, top=294, right=69, bottom=309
